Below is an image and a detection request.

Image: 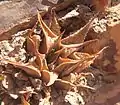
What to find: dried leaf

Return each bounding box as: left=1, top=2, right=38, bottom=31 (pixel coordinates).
left=37, top=11, right=57, bottom=38
left=45, top=35, right=62, bottom=63
left=69, top=52, right=91, bottom=60
left=38, top=11, right=58, bottom=54
left=53, top=58, right=79, bottom=74
left=82, top=39, right=101, bottom=54
left=93, top=46, right=109, bottom=59
left=61, top=62, right=80, bottom=77
left=49, top=9, right=61, bottom=36
left=35, top=52, right=48, bottom=71
left=26, top=23, right=40, bottom=55
left=35, top=53, right=44, bottom=71
left=62, top=39, right=98, bottom=48
left=58, top=57, right=75, bottom=63
left=76, top=84, right=95, bottom=90
left=31, top=34, right=41, bottom=51
left=59, top=47, right=108, bottom=76
left=54, top=79, right=75, bottom=90
left=26, top=37, right=37, bottom=55
left=60, top=39, right=99, bottom=57
left=47, top=34, right=62, bottom=55
left=74, top=46, right=108, bottom=73
left=46, top=51, right=61, bottom=64
left=6, top=61, right=41, bottom=78
left=61, top=16, right=95, bottom=44
left=21, top=96, right=30, bottom=105
left=39, top=32, right=54, bottom=54
left=41, top=70, right=58, bottom=86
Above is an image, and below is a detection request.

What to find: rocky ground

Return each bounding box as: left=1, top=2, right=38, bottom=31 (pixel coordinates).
left=0, top=0, right=120, bottom=105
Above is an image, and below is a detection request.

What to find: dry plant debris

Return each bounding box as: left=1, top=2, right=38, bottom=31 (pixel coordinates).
left=0, top=7, right=108, bottom=105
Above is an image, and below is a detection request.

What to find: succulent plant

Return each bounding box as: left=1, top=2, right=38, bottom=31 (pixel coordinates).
left=3, top=9, right=107, bottom=104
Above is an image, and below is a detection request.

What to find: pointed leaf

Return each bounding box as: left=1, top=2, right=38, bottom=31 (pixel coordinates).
left=26, top=36, right=37, bottom=55
left=37, top=11, right=57, bottom=38
left=31, top=34, right=41, bottom=51
left=60, top=39, right=99, bottom=57
left=35, top=52, right=49, bottom=71
left=61, top=62, right=80, bottom=77
left=53, top=58, right=79, bottom=74
left=6, top=61, right=41, bottom=78
left=58, top=57, right=74, bottom=63
left=47, top=34, right=62, bottom=54
left=21, top=96, right=30, bottom=105
left=25, top=22, right=40, bottom=55
left=39, top=34, right=54, bottom=54
left=61, top=17, right=95, bottom=44
left=82, top=39, right=101, bottom=54
left=46, top=35, right=63, bottom=63
left=69, top=52, right=91, bottom=60
left=41, top=70, right=58, bottom=86
left=38, top=11, right=58, bottom=54
left=49, top=9, right=61, bottom=36
left=74, top=46, right=108, bottom=73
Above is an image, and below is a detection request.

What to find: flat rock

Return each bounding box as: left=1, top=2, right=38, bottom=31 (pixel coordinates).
left=0, top=0, right=59, bottom=41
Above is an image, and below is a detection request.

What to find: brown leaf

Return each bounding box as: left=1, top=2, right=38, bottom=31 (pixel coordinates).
left=73, top=46, right=108, bottom=73
left=61, top=62, right=80, bottom=77
left=21, top=96, right=30, bottom=105
left=41, top=70, right=58, bottom=86
left=61, top=16, right=95, bottom=44
left=60, top=39, right=99, bottom=57
left=49, top=8, right=61, bottom=36
left=26, top=36, right=37, bottom=55
left=73, top=57, right=95, bottom=73
left=69, top=52, right=91, bottom=60
left=46, top=49, right=62, bottom=64
left=31, top=34, right=41, bottom=51
left=38, top=11, right=58, bottom=54
left=26, top=22, right=40, bottom=55
left=46, top=35, right=63, bottom=63
left=6, top=61, right=41, bottom=78
left=39, top=32, right=55, bottom=54
left=58, top=57, right=75, bottom=63
left=93, top=46, right=109, bottom=59
left=34, top=53, right=44, bottom=71
left=37, top=11, right=57, bottom=38
left=82, top=39, right=101, bottom=54
left=35, top=52, right=49, bottom=71
left=54, top=79, right=75, bottom=90
left=53, top=57, right=79, bottom=74
left=59, top=47, right=108, bottom=76
left=47, top=34, right=62, bottom=54
left=61, top=39, right=98, bottom=48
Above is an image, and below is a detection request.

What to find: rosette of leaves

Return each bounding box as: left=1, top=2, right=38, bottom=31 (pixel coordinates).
left=5, top=9, right=107, bottom=104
